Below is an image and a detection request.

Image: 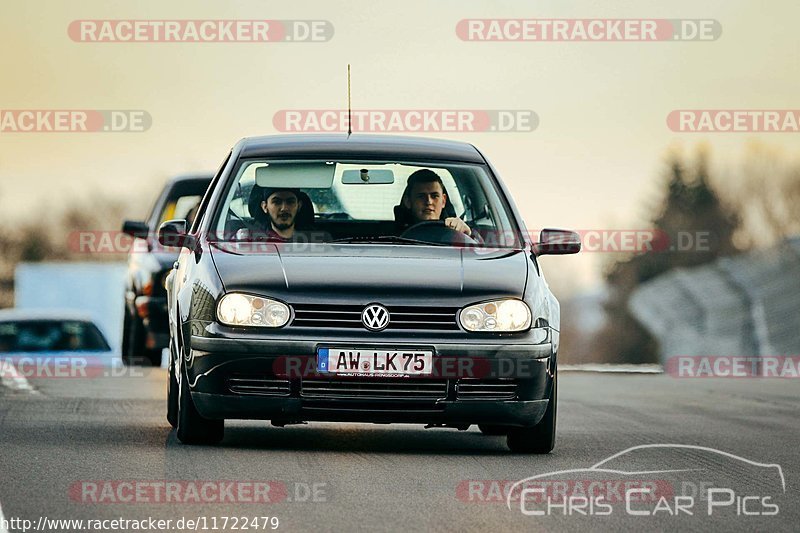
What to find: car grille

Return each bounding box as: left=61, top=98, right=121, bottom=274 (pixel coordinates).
left=290, top=303, right=459, bottom=331
left=456, top=378, right=518, bottom=400
left=227, top=376, right=291, bottom=397
left=301, top=378, right=448, bottom=400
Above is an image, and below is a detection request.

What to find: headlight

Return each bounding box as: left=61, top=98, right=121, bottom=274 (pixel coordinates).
left=217, top=293, right=290, bottom=327
left=459, top=299, right=531, bottom=332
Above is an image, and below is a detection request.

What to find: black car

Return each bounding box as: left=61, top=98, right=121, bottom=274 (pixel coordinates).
left=162, top=134, right=580, bottom=452
left=121, top=173, right=212, bottom=365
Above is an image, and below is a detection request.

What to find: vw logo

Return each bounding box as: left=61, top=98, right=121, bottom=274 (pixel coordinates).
left=362, top=304, right=390, bottom=331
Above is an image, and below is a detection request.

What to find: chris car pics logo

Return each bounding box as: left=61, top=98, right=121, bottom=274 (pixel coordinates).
left=506, top=444, right=784, bottom=518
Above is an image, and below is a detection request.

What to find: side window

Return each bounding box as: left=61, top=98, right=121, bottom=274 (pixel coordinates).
left=213, top=163, right=260, bottom=237
left=232, top=163, right=262, bottom=219
left=191, top=151, right=231, bottom=234
left=157, top=195, right=202, bottom=227
left=439, top=172, right=464, bottom=217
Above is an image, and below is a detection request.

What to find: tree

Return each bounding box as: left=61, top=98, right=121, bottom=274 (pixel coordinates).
left=0, top=190, right=149, bottom=308
left=597, top=150, right=742, bottom=363
left=736, top=144, right=800, bottom=247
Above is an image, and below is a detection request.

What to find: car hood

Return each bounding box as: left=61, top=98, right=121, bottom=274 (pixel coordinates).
left=209, top=243, right=528, bottom=303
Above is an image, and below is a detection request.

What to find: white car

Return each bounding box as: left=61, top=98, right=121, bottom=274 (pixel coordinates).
left=0, top=309, right=117, bottom=370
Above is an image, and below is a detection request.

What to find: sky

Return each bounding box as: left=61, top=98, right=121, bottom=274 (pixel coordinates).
left=0, top=0, right=798, bottom=294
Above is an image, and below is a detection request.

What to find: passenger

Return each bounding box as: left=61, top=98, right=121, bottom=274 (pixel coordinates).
left=0, top=335, right=12, bottom=353
left=259, top=188, right=303, bottom=240
left=236, top=187, right=304, bottom=242
left=401, top=169, right=472, bottom=237
left=56, top=332, right=82, bottom=351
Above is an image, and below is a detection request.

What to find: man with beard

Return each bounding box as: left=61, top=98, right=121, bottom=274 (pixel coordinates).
left=235, top=186, right=307, bottom=242
left=259, top=187, right=303, bottom=240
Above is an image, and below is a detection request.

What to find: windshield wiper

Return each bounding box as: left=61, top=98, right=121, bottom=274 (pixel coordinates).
left=328, top=236, right=447, bottom=246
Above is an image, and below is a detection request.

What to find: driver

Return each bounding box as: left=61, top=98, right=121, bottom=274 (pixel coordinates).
left=401, top=169, right=472, bottom=236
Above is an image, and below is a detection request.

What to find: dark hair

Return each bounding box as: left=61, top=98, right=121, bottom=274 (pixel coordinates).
left=248, top=186, right=302, bottom=229
left=261, top=187, right=301, bottom=202
left=406, top=169, right=445, bottom=192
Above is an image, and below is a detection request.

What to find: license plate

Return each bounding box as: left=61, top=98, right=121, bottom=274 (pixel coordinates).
left=317, top=348, right=433, bottom=376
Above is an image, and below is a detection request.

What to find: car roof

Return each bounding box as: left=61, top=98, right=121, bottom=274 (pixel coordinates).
left=0, top=308, right=98, bottom=323
left=237, top=134, right=486, bottom=164
left=146, top=173, right=214, bottom=226
left=165, top=173, right=213, bottom=186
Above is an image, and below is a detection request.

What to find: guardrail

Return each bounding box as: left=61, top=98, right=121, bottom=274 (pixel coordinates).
left=629, top=237, right=800, bottom=363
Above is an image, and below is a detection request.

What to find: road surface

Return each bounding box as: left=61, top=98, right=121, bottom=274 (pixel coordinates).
left=0, top=369, right=797, bottom=532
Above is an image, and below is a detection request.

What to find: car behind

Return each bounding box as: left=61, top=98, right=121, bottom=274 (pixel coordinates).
left=0, top=309, right=116, bottom=373
left=121, top=173, right=212, bottom=365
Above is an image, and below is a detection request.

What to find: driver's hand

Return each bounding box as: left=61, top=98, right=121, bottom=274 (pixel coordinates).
left=444, top=217, right=471, bottom=235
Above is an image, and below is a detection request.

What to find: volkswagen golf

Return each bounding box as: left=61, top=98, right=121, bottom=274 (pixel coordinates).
left=162, top=134, right=580, bottom=453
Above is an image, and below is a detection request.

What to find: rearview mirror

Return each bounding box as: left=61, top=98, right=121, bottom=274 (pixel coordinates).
left=341, top=168, right=395, bottom=184
left=533, top=229, right=581, bottom=256
left=157, top=219, right=195, bottom=249
left=121, top=220, right=149, bottom=239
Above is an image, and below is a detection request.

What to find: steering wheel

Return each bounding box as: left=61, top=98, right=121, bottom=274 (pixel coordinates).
left=400, top=220, right=477, bottom=245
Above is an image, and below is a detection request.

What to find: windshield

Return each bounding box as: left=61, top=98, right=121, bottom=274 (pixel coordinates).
left=151, top=179, right=211, bottom=229
left=210, top=159, right=521, bottom=248
left=0, top=320, right=111, bottom=353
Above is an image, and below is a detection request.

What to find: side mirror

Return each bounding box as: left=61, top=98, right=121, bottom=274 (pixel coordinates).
left=533, top=229, right=581, bottom=256
left=157, top=219, right=195, bottom=249
left=121, top=220, right=149, bottom=239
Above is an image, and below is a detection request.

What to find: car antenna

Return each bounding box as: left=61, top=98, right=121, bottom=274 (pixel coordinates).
left=347, top=64, right=352, bottom=138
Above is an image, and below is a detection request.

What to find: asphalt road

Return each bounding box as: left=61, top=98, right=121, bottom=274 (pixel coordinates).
left=0, top=369, right=797, bottom=532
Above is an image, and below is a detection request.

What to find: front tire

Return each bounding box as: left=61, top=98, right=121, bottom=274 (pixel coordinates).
left=166, top=340, right=178, bottom=428
left=506, top=373, right=557, bottom=454
left=176, top=357, right=224, bottom=445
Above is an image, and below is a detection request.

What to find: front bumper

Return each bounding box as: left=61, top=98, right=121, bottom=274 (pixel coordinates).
left=192, top=393, right=549, bottom=427
left=186, top=334, right=555, bottom=428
